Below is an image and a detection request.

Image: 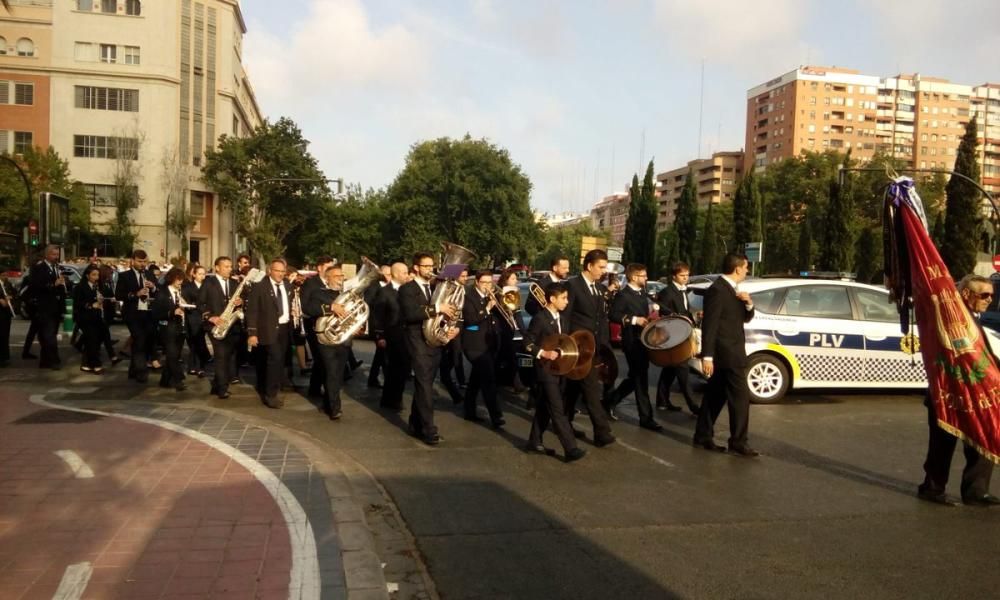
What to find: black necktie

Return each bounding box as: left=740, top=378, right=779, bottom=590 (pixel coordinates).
left=222, top=278, right=228, bottom=298
left=590, top=283, right=598, bottom=296
left=423, top=284, right=432, bottom=302
left=275, top=283, right=284, bottom=315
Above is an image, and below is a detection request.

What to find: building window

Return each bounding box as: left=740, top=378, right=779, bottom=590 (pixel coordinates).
left=126, top=0, right=141, bottom=16
left=75, top=0, right=91, bottom=10
left=101, top=0, right=116, bottom=13
left=100, top=44, right=116, bottom=63
left=14, top=131, right=33, bottom=154
left=83, top=183, right=138, bottom=207
left=0, top=36, right=6, bottom=55
left=123, top=46, right=140, bottom=65
left=14, top=83, right=33, bottom=105
left=190, top=192, right=206, bottom=217
left=73, top=135, right=139, bottom=160
left=16, top=38, right=35, bottom=57
left=74, top=42, right=96, bottom=61
left=74, top=86, right=140, bottom=112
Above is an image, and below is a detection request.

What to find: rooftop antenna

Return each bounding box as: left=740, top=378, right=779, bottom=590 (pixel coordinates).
left=697, top=59, right=705, bottom=158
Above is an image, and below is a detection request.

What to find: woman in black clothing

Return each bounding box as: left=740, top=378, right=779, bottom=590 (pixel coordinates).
left=152, top=267, right=189, bottom=391
left=73, top=265, right=105, bottom=374
left=495, top=268, right=527, bottom=391
left=98, top=264, right=122, bottom=365
left=182, top=263, right=211, bottom=376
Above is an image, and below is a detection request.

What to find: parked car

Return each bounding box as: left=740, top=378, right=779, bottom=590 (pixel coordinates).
left=685, top=277, right=1000, bottom=403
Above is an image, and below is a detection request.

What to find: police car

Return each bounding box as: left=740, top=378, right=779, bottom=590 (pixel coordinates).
left=687, top=277, right=1000, bottom=404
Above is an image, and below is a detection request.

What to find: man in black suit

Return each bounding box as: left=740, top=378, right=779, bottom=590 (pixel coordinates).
left=365, top=265, right=391, bottom=389
left=371, top=262, right=410, bottom=411
left=918, top=274, right=999, bottom=506
left=27, top=245, right=66, bottom=369
left=303, top=264, right=350, bottom=419
left=526, top=255, right=570, bottom=316
left=564, top=249, right=616, bottom=447
left=440, top=268, right=468, bottom=404
left=693, top=253, right=758, bottom=457
left=246, top=258, right=295, bottom=409
left=301, top=256, right=335, bottom=397
left=607, top=263, right=662, bottom=431
left=114, top=249, right=156, bottom=381
left=199, top=256, right=242, bottom=399
left=523, top=282, right=586, bottom=462
left=461, top=270, right=504, bottom=427
left=655, top=261, right=700, bottom=414
left=399, top=252, right=460, bottom=445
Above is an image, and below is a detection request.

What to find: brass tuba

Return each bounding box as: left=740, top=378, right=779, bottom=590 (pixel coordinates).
left=422, top=241, right=476, bottom=347
left=315, top=257, right=382, bottom=345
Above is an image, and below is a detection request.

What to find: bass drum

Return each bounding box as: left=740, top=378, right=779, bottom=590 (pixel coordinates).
left=640, top=316, right=697, bottom=367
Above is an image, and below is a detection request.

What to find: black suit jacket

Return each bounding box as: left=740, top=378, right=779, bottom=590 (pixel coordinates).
left=28, top=260, right=67, bottom=319
left=523, top=307, right=569, bottom=383
left=565, top=275, right=610, bottom=347
left=700, top=277, right=755, bottom=368
left=115, top=268, right=155, bottom=321
left=399, top=279, right=438, bottom=354
left=198, top=275, right=242, bottom=335
left=461, top=289, right=497, bottom=359
left=181, top=281, right=203, bottom=335
left=657, top=282, right=693, bottom=320
left=152, top=285, right=187, bottom=338
left=72, top=281, right=103, bottom=325
left=610, top=285, right=649, bottom=350
left=245, top=278, right=293, bottom=346
left=370, top=283, right=405, bottom=345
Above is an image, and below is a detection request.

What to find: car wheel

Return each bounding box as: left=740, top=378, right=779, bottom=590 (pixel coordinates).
left=746, top=354, right=789, bottom=404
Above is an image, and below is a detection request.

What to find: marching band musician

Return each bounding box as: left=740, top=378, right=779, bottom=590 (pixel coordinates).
left=439, top=268, right=468, bottom=404
left=152, top=267, right=190, bottom=391
left=399, top=252, right=460, bottom=445
left=655, top=261, right=700, bottom=414
left=114, top=249, right=156, bottom=382
left=302, top=264, right=350, bottom=420
left=199, top=256, right=242, bottom=399
left=564, top=249, right=616, bottom=447
left=235, top=253, right=253, bottom=370
left=0, top=274, right=13, bottom=367
left=302, top=256, right=335, bottom=398
left=371, top=262, right=410, bottom=412
left=285, top=266, right=311, bottom=379
left=606, top=263, right=663, bottom=431
left=246, top=258, right=295, bottom=409
left=495, top=268, right=526, bottom=391
left=365, top=265, right=392, bottom=389
left=182, top=264, right=211, bottom=377
left=525, top=255, right=570, bottom=316
left=29, top=245, right=67, bottom=370
left=523, top=282, right=586, bottom=462
left=461, top=270, right=505, bottom=427
left=73, top=265, right=105, bottom=374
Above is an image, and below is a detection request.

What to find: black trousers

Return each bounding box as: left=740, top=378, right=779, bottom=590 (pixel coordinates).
left=611, top=343, right=655, bottom=423
left=159, top=328, right=186, bottom=388
left=186, top=330, right=211, bottom=370
left=440, top=338, right=466, bottom=401
left=210, top=331, right=239, bottom=395
left=259, top=324, right=290, bottom=404
left=0, top=310, right=10, bottom=362
left=318, top=343, right=349, bottom=415
left=694, top=366, right=750, bottom=448
left=125, top=313, right=152, bottom=379
left=405, top=333, right=441, bottom=438
left=306, top=329, right=326, bottom=395
left=368, top=343, right=385, bottom=385
left=381, top=337, right=410, bottom=410
left=464, top=352, right=502, bottom=422
left=529, top=375, right=578, bottom=455
left=565, top=368, right=614, bottom=442
left=36, top=315, right=60, bottom=368
left=22, top=314, right=37, bottom=356
left=657, top=364, right=698, bottom=409
left=80, top=318, right=103, bottom=369
left=920, top=400, right=993, bottom=499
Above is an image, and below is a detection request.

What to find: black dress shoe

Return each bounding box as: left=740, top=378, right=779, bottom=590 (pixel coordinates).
left=367, top=381, right=383, bottom=389
left=728, top=445, right=760, bottom=457
left=917, top=489, right=957, bottom=506
left=110, top=356, right=123, bottom=366
left=688, top=405, right=701, bottom=416
left=524, top=444, right=556, bottom=456
left=350, top=360, right=364, bottom=371
left=693, top=439, right=726, bottom=452
left=594, top=435, right=616, bottom=448
left=491, top=418, right=506, bottom=429
left=573, top=429, right=587, bottom=440
left=329, top=411, right=343, bottom=421
left=565, top=447, right=587, bottom=462
left=639, top=420, right=664, bottom=432
left=464, top=414, right=485, bottom=422
left=218, top=392, right=231, bottom=400
left=22, top=352, right=38, bottom=360
left=423, top=434, right=442, bottom=446
left=963, top=493, right=1000, bottom=507
left=607, top=407, right=619, bottom=421
left=666, top=403, right=682, bottom=412
left=175, top=384, right=187, bottom=392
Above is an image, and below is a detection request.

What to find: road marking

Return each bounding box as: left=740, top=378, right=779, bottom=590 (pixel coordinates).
left=53, top=450, right=94, bottom=478
left=53, top=561, right=93, bottom=600
left=32, top=389, right=321, bottom=600
left=574, top=421, right=676, bottom=469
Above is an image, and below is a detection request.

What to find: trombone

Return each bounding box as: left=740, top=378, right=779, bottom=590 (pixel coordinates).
left=485, top=284, right=523, bottom=340
left=528, top=282, right=547, bottom=307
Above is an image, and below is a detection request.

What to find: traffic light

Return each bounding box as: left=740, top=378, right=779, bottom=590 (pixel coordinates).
left=28, top=219, right=39, bottom=247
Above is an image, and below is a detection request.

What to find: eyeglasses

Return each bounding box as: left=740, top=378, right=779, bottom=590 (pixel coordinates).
left=972, top=291, right=993, bottom=300
left=417, top=263, right=435, bottom=268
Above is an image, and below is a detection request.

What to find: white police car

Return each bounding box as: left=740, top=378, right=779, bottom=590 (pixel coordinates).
left=687, top=277, right=1000, bottom=403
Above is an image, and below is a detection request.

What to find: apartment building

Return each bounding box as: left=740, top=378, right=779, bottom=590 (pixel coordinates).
left=0, top=0, right=263, bottom=262
left=590, top=192, right=629, bottom=246
left=655, top=151, right=743, bottom=228
left=745, top=65, right=998, bottom=196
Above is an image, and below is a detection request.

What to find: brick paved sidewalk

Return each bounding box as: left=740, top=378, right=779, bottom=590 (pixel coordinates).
left=0, top=391, right=386, bottom=600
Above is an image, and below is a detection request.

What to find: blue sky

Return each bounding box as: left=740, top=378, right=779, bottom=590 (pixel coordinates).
left=240, top=0, right=999, bottom=215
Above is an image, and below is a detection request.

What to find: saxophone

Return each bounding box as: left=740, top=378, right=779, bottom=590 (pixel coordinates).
left=211, top=268, right=265, bottom=339
left=422, top=242, right=477, bottom=347
left=315, top=257, right=382, bottom=345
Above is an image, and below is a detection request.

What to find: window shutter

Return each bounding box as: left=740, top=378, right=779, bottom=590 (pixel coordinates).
left=0, top=131, right=8, bottom=154
left=0, top=82, right=8, bottom=104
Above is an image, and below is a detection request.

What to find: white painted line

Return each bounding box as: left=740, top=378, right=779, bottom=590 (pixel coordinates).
left=52, top=561, right=93, bottom=600
left=575, top=422, right=676, bottom=469
left=31, top=390, right=321, bottom=600
left=53, top=450, right=95, bottom=479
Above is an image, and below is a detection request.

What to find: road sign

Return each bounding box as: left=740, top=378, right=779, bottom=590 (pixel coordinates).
left=607, top=246, right=623, bottom=262
left=993, top=254, right=1000, bottom=272
left=745, top=241, right=763, bottom=263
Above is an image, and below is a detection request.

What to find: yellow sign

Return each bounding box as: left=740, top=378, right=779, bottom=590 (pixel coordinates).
left=900, top=334, right=920, bottom=355
left=579, top=236, right=608, bottom=262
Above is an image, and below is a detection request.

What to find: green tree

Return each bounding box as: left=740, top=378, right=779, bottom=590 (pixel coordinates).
left=624, top=161, right=658, bottom=272
left=940, top=117, right=982, bottom=278
left=854, top=226, right=882, bottom=284
left=535, top=220, right=602, bottom=273
left=732, top=170, right=761, bottom=250
left=623, top=173, right=641, bottom=264
left=161, top=148, right=196, bottom=261
left=202, top=117, right=330, bottom=262
left=674, top=171, right=698, bottom=267
left=697, top=202, right=720, bottom=274
left=383, top=135, right=541, bottom=268
left=654, top=226, right=679, bottom=275
left=818, top=155, right=855, bottom=271
left=288, top=184, right=390, bottom=266
left=797, top=207, right=812, bottom=271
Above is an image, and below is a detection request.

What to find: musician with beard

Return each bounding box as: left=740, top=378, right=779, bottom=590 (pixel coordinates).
left=461, top=270, right=504, bottom=427
left=304, top=265, right=350, bottom=420
left=398, top=252, right=460, bottom=445
left=371, top=262, right=410, bottom=411
left=526, top=255, right=570, bottom=316
left=199, top=256, right=243, bottom=399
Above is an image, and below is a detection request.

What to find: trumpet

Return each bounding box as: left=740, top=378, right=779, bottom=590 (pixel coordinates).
left=485, top=284, right=523, bottom=339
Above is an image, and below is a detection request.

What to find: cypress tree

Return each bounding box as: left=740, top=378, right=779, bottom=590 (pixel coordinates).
left=940, top=117, right=982, bottom=279
left=638, top=160, right=658, bottom=274
left=623, top=173, right=641, bottom=263
left=797, top=208, right=812, bottom=271
left=675, top=171, right=698, bottom=266
left=818, top=171, right=854, bottom=271
left=698, top=202, right=720, bottom=274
